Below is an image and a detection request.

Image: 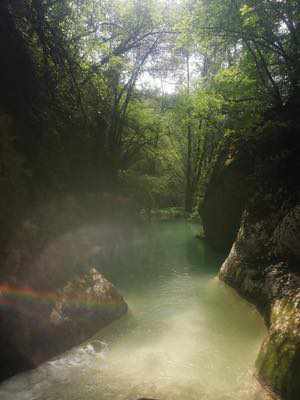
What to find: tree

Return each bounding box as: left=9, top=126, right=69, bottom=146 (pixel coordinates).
left=192, top=0, right=300, bottom=109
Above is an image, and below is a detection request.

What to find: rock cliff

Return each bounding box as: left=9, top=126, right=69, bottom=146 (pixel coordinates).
left=201, top=120, right=300, bottom=400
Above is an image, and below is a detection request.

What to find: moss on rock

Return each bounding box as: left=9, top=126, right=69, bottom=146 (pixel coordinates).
left=219, top=213, right=300, bottom=400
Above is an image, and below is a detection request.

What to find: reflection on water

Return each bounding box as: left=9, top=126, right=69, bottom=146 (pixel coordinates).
left=0, top=221, right=268, bottom=400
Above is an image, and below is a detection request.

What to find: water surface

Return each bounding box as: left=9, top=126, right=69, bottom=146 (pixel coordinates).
left=0, top=221, right=267, bottom=400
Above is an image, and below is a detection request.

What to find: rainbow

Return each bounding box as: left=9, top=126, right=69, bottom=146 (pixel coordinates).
left=0, top=284, right=123, bottom=311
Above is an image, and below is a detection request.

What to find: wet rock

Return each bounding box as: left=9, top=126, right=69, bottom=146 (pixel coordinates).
left=0, top=268, right=127, bottom=381
left=219, top=208, right=300, bottom=400
left=205, top=122, right=300, bottom=399
left=49, top=268, right=127, bottom=342
left=256, top=296, right=300, bottom=400
left=137, top=398, right=159, bottom=400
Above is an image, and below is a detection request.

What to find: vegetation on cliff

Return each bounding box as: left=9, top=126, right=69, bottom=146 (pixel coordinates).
left=1, top=0, right=298, bottom=234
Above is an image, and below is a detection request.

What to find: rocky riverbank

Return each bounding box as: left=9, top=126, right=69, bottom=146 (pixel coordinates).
left=0, top=195, right=134, bottom=382
left=220, top=206, right=300, bottom=400
left=201, top=119, right=300, bottom=400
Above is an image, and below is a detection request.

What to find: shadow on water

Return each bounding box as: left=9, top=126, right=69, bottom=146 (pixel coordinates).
left=93, top=220, right=224, bottom=293
left=184, top=234, right=225, bottom=275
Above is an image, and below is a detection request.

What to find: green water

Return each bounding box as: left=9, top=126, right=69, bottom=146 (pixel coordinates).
left=0, top=221, right=267, bottom=400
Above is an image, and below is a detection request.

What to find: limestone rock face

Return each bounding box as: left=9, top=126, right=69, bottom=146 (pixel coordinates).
left=200, top=144, right=253, bottom=252
left=0, top=269, right=127, bottom=381
left=203, top=122, right=300, bottom=400
left=220, top=208, right=300, bottom=400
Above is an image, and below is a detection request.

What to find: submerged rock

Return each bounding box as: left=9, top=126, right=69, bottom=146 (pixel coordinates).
left=136, top=398, right=159, bottom=400
left=0, top=268, right=127, bottom=381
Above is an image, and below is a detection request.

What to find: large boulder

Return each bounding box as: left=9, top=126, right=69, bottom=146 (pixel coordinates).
left=0, top=268, right=127, bottom=381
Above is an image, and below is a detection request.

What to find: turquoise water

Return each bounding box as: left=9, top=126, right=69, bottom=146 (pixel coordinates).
left=0, top=221, right=268, bottom=400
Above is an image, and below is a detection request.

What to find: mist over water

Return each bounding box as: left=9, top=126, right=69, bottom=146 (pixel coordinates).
left=0, top=221, right=268, bottom=400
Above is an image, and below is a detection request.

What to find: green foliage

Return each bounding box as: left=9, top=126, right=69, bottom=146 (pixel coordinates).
left=212, top=67, right=262, bottom=131
left=0, top=0, right=299, bottom=238
left=192, top=0, right=300, bottom=106
left=118, top=99, right=185, bottom=210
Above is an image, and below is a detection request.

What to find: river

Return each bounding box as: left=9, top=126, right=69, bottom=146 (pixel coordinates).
left=0, top=220, right=268, bottom=400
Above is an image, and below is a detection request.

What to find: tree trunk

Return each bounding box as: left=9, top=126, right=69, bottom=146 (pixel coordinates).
left=185, top=50, right=193, bottom=213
